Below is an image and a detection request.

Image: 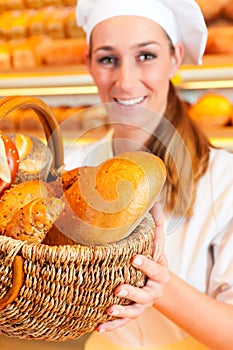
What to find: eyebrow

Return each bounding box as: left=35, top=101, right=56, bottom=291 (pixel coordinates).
left=137, top=41, right=160, bottom=48
left=93, top=41, right=160, bottom=54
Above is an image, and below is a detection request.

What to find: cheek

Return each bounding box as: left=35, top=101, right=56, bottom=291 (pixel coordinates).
left=90, top=68, right=110, bottom=95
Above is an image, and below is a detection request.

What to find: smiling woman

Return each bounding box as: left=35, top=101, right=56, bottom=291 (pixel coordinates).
left=87, top=16, right=182, bottom=117
left=75, top=1, right=233, bottom=350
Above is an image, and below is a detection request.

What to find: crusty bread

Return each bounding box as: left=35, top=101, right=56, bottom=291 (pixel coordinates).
left=9, top=134, right=53, bottom=183
left=47, top=151, right=166, bottom=246
left=0, top=179, right=49, bottom=234
left=5, top=197, right=64, bottom=243
left=43, top=224, right=77, bottom=246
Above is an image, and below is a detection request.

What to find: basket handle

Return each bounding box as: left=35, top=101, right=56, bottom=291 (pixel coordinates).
left=0, top=255, right=24, bottom=310
left=0, top=95, right=64, bottom=176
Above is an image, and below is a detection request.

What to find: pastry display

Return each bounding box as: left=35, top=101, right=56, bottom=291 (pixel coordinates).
left=0, top=4, right=86, bottom=70
left=195, top=0, right=233, bottom=55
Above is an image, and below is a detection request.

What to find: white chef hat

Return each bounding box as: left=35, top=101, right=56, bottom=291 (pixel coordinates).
left=76, top=0, right=208, bottom=65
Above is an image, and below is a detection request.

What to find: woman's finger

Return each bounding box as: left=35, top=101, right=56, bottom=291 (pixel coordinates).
left=114, top=280, right=164, bottom=305
left=131, top=255, right=169, bottom=285
left=96, top=317, right=131, bottom=332
left=108, top=303, right=148, bottom=318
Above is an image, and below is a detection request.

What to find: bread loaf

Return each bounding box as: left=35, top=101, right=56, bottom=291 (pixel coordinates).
left=47, top=151, right=166, bottom=246
left=0, top=179, right=49, bottom=234
left=5, top=197, right=64, bottom=243
left=9, top=134, right=53, bottom=183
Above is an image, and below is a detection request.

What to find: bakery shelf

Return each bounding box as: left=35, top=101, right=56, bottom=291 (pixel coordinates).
left=0, top=65, right=99, bottom=106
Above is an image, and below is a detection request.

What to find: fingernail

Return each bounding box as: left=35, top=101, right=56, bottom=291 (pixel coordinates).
left=109, top=309, right=120, bottom=316
left=133, top=256, right=142, bottom=266
left=97, top=328, right=106, bottom=333
left=117, top=289, right=128, bottom=297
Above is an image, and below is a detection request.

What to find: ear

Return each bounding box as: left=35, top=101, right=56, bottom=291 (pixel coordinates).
left=169, top=43, right=184, bottom=78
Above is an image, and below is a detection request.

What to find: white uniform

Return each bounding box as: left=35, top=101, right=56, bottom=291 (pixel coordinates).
left=84, top=147, right=233, bottom=349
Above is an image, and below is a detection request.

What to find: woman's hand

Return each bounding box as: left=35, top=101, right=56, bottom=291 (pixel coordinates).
left=96, top=202, right=169, bottom=333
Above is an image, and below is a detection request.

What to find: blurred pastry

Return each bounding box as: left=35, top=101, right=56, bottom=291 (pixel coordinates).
left=40, top=37, right=87, bottom=65
left=206, top=25, right=233, bottom=54
left=195, top=0, right=232, bottom=22
left=27, top=9, right=46, bottom=37
left=24, top=0, right=43, bottom=8
left=189, top=93, right=233, bottom=127
left=0, top=43, right=12, bottom=70
left=11, top=39, right=39, bottom=70
left=5, top=0, right=24, bottom=10
left=222, top=0, right=233, bottom=20
left=9, top=11, right=28, bottom=40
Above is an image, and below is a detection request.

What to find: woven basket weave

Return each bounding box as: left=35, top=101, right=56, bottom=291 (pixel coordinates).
left=0, top=96, right=155, bottom=341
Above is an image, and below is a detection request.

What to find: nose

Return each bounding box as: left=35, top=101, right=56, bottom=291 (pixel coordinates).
left=115, top=60, right=137, bottom=92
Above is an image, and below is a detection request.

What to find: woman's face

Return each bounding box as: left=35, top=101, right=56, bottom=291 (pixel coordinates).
left=87, top=16, right=183, bottom=118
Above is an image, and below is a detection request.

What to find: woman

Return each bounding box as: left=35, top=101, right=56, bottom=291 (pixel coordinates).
left=76, top=0, right=233, bottom=349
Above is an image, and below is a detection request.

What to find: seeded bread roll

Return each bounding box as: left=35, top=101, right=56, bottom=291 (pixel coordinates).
left=0, top=179, right=49, bottom=234
left=5, top=197, right=64, bottom=243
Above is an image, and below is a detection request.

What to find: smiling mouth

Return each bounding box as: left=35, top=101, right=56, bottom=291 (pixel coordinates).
left=114, top=96, right=145, bottom=106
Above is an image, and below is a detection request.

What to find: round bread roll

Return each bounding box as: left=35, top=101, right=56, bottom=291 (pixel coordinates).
left=195, top=0, right=232, bottom=22
left=222, top=1, right=233, bottom=20
left=9, top=133, right=53, bottom=183
left=48, top=151, right=166, bottom=246
left=206, top=25, right=233, bottom=55
left=189, top=93, right=233, bottom=126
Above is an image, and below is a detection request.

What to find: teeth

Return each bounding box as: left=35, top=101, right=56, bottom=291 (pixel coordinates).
left=116, top=97, right=144, bottom=106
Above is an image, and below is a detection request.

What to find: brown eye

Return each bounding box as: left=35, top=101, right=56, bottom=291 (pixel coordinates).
left=139, top=53, right=156, bottom=61
left=98, top=55, right=118, bottom=65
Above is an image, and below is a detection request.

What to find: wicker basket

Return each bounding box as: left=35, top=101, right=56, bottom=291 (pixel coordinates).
left=0, top=96, right=155, bottom=342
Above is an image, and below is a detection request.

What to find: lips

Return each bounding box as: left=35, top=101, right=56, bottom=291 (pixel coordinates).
left=115, top=96, right=145, bottom=106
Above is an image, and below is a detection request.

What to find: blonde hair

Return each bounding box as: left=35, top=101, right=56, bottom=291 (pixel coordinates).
left=149, top=82, right=210, bottom=217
